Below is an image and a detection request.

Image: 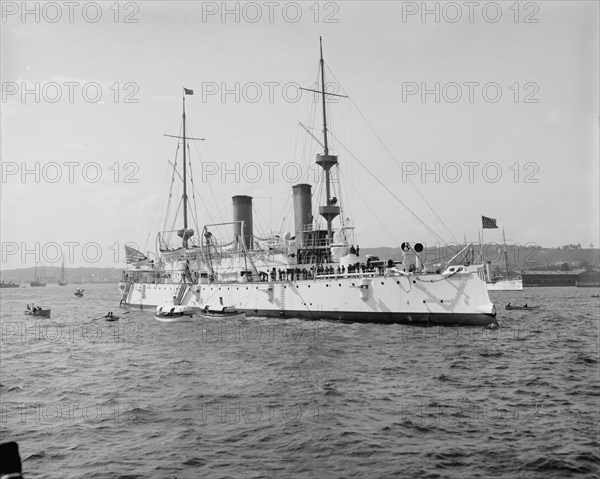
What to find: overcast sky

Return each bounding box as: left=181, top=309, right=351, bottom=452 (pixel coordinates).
left=1, top=1, right=598, bottom=269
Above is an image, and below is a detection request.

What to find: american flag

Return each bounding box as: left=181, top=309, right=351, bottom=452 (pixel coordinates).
left=482, top=216, right=498, bottom=229
left=124, top=245, right=148, bottom=264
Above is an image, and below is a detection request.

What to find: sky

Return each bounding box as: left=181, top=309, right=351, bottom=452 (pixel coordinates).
left=1, top=1, right=599, bottom=269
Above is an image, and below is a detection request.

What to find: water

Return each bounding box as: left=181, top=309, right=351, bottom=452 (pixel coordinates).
left=1, top=285, right=598, bottom=478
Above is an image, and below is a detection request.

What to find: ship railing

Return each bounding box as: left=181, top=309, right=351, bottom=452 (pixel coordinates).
left=314, top=271, right=383, bottom=280
left=313, top=268, right=443, bottom=280
left=301, top=239, right=335, bottom=248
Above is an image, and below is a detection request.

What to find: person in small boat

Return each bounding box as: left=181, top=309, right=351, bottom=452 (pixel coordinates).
left=507, top=303, right=511, bottom=307
left=524, top=303, right=528, bottom=308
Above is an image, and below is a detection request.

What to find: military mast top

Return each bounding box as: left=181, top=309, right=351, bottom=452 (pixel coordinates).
left=316, top=37, right=340, bottom=241
left=306, top=38, right=348, bottom=241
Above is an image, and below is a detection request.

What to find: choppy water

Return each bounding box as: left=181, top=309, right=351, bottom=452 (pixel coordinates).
left=1, top=284, right=598, bottom=478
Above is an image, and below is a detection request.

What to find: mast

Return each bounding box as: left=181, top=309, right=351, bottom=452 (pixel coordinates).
left=182, top=92, right=188, bottom=246
left=297, top=39, right=348, bottom=245
left=320, top=38, right=333, bottom=240
left=320, top=37, right=329, bottom=157
left=314, top=37, right=340, bottom=242
left=164, top=89, right=203, bottom=251
left=502, top=227, right=510, bottom=278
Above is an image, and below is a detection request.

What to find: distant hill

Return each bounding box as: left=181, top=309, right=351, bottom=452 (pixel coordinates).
left=1, top=246, right=598, bottom=284
left=360, top=246, right=599, bottom=271
left=0, top=266, right=122, bottom=284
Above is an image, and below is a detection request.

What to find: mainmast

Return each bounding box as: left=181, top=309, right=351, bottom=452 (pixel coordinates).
left=297, top=39, right=347, bottom=243
left=320, top=38, right=330, bottom=156
left=315, top=37, right=340, bottom=241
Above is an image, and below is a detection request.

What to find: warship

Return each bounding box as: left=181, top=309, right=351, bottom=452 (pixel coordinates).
left=119, top=40, right=497, bottom=327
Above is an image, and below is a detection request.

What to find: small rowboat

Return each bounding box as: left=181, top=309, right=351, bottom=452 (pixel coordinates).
left=91, top=314, right=119, bottom=321
left=24, top=305, right=51, bottom=317
left=505, top=304, right=540, bottom=311
left=198, top=305, right=246, bottom=321
left=90, top=312, right=128, bottom=321
left=154, top=304, right=195, bottom=322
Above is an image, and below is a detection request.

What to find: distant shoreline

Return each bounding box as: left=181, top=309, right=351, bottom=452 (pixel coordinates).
left=1, top=247, right=598, bottom=283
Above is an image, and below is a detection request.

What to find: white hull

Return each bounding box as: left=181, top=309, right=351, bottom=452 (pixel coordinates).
left=487, top=279, right=523, bottom=291
left=120, top=265, right=497, bottom=326
left=198, top=312, right=246, bottom=321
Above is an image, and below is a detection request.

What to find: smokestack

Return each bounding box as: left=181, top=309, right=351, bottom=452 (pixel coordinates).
left=232, top=195, right=253, bottom=249
left=292, top=184, right=312, bottom=245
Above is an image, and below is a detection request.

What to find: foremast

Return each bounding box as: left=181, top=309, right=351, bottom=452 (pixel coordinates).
left=163, top=88, right=203, bottom=251
left=182, top=91, right=189, bottom=247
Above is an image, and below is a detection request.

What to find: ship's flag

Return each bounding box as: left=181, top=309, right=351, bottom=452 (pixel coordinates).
left=482, top=215, right=499, bottom=229
left=124, top=245, right=148, bottom=264
left=184, top=88, right=194, bottom=95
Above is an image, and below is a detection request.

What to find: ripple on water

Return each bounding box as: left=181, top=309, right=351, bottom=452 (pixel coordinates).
left=0, top=285, right=598, bottom=478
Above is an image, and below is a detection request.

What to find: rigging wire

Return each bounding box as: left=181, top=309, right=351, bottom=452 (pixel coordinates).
left=162, top=142, right=181, bottom=236
left=252, top=204, right=268, bottom=237
left=337, top=169, right=401, bottom=248
left=186, top=116, right=226, bottom=225
left=142, top=139, right=176, bottom=253
left=186, top=142, right=201, bottom=232
left=328, top=130, right=449, bottom=246
left=325, top=64, right=459, bottom=245
left=280, top=199, right=294, bottom=236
